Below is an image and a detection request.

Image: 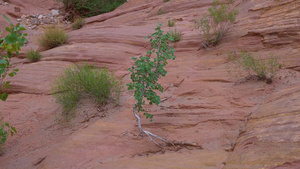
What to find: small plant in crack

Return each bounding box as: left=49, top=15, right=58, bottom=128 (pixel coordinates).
left=127, top=23, right=175, bottom=145
left=168, top=19, right=175, bottom=27
left=127, top=23, right=200, bottom=147
left=0, top=14, right=24, bottom=155
left=226, top=51, right=282, bottom=84
left=0, top=119, right=17, bottom=155
left=72, top=17, right=85, bottom=30
left=26, top=49, right=42, bottom=62
left=169, top=28, right=182, bottom=42
left=157, top=9, right=166, bottom=15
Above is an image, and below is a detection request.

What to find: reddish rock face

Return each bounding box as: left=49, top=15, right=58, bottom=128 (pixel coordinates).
left=0, top=0, right=299, bottom=169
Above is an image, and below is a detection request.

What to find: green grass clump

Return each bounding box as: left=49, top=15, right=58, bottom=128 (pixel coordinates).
left=168, top=19, right=175, bottom=27
left=227, top=52, right=281, bottom=84
left=169, top=29, right=182, bottom=42
left=101, top=0, right=126, bottom=13
left=38, top=27, right=68, bottom=50
left=26, top=49, right=41, bottom=62
left=57, top=0, right=127, bottom=18
left=52, top=64, right=121, bottom=116
left=72, top=18, right=85, bottom=30
left=163, top=0, right=170, bottom=2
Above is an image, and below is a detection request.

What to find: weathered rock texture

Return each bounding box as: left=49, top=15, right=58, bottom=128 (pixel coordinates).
left=0, top=0, right=62, bottom=29
left=0, top=0, right=299, bottom=169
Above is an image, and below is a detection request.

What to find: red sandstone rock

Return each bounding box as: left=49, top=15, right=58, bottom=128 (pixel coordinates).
left=0, top=0, right=299, bottom=169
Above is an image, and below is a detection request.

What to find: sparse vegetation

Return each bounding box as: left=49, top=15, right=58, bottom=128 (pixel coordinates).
left=158, top=9, right=165, bottom=15
left=0, top=119, right=17, bottom=155
left=26, top=49, right=41, bottom=62
left=38, top=27, right=68, bottom=50
left=227, top=51, right=281, bottom=84
left=169, top=29, right=182, bottom=42
left=163, top=0, right=170, bottom=2
left=127, top=23, right=176, bottom=145
left=72, top=18, right=85, bottom=30
left=195, top=0, right=238, bottom=48
left=0, top=14, right=24, bottom=155
left=56, top=0, right=127, bottom=19
left=168, top=19, right=175, bottom=27
left=52, top=64, right=121, bottom=117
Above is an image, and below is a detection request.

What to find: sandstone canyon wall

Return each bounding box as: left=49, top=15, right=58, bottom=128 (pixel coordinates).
left=0, top=0, right=299, bottom=168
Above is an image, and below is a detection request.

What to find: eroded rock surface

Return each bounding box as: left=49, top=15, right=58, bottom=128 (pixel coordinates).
left=225, top=85, right=300, bottom=169
left=0, top=0, right=299, bottom=169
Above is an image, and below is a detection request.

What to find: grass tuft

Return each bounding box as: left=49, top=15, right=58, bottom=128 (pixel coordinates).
left=72, top=18, right=85, bottom=30
left=38, top=27, right=68, bottom=50
left=168, top=19, right=175, bottom=27
left=169, top=29, right=182, bottom=42
left=26, top=49, right=41, bottom=62
left=52, top=64, right=121, bottom=117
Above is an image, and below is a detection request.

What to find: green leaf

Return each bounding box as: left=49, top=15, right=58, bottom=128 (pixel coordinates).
left=19, top=26, right=26, bottom=31
left=170, top=36, right=174, bottom=41
left=2, top=14, right=11, bottom=23
left=5, top=27, right=11, bottom=32
left=8, top=72, right=15, bottom=77
left=1, top=137, right=7, bottom=143
left=5, top=33, right=18, bottom=44
left=0, top=60, right=6, bottom=64
left=18, top=37, right=25, bottom=46
left=0, top=93, right=9, bottom=101
left=4, top=81, right=11, bottom=89
left=11, top=127, right=17, bottom=133
left=0, top=64, right=6, bottom=69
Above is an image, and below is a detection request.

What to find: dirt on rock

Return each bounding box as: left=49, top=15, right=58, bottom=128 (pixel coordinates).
left=0, top=0, right=299, bottom=169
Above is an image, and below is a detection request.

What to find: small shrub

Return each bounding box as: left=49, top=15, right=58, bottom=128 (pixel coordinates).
left=0, top=14, right=22, bottom=155
left=0, top=119, right=17, bottom=155
left=26, top=49, right=41, bottom=62
left=169, top=29, right=182, bottom=42
left=163, top=0, right=170, bottom=2
left=227, top=51, right=281, bottom=84
left=158, top=9, right=165, bottom=15
left=38, top=27, right=68, bottom=50
left=127, top=23, right=176, bottom=144
left=52, top=64, right=121, bottom=116
left=72, top=18, right=85, bottom=30
left=1, top=14, right=26, bottom=101
left=56, top=0, right=127, bottom=19
left=168, top=19, right=175, bottom=27
left=101, top=0, right=126, bottom=13
left=195, top=0, right=238, bottom=48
